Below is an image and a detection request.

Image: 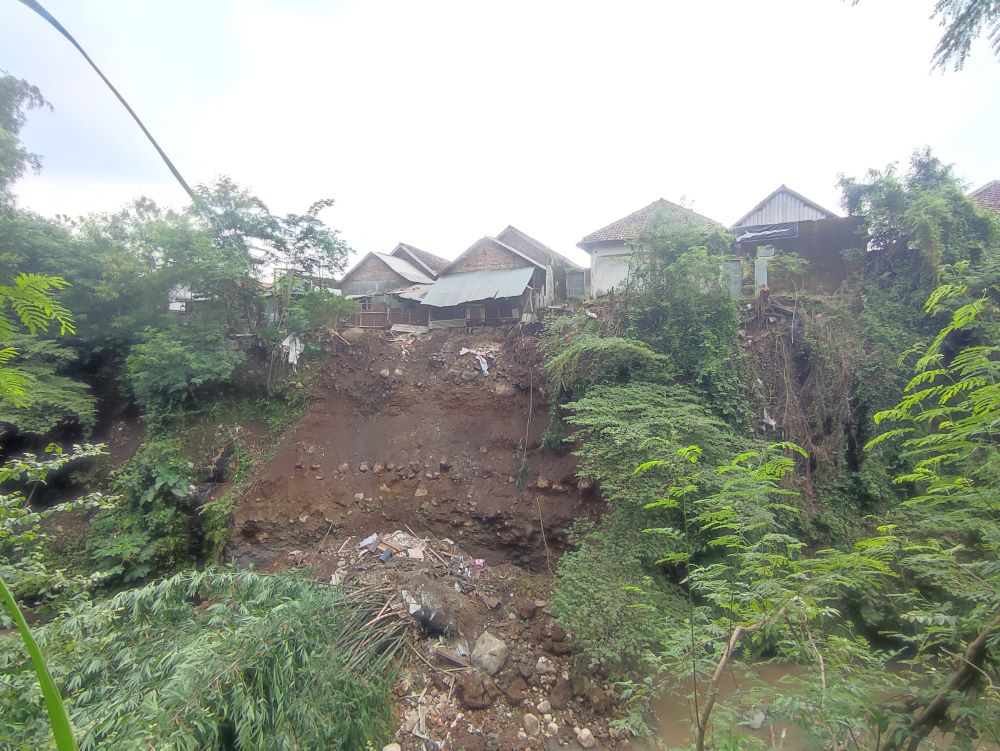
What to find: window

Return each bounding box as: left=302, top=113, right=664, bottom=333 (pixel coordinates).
left=360, top=296, right=373, bottom=312
left=467, top=304, right=485, bottom=321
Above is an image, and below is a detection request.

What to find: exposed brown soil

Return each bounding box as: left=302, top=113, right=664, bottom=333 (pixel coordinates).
left=230, top=326, right=600, bottom=573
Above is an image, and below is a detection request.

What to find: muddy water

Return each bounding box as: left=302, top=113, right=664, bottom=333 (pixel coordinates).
left=630, top=663, right=807, bottom=750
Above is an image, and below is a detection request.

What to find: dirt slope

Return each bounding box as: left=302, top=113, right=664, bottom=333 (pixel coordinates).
left=231, top=326, right=598, bottom=571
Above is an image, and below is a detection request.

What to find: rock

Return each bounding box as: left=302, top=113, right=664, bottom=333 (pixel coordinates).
left=461, top=371, right=476, bottom=381
left=576, top=728, right=597, bottom=749
left=494, top=382, right=516, bottom=398
left=550, top=626, right=567, bottom=642
left=353, top=492, right=365, bottom=501
left=393, top=368, right=403, bottom=376
left=372, top=462, right=384, bottom=473
left=550, top=677, right=571, bottom=710
left=546, top=722, right=558, bottom=735
left=359, top=462, right=370, bottom=472
left=379, top=368, right=390, bottom=378
left=535, top=699, right=551, bottom=714
left=383, top=744, right=402, bottom=751
left=514, top=598, right=538, bottom=620
left=471, top=631, right=509, bottom=675
left=535, top=656, right=557, bottom=676
left=578, top=477, right=595, bottom=492
left=522, top=713, right=541, bottom=737
left=585, top=686, right=613, bottom=713
left=536, top=476, right=552, bottom=490
left=457, top=670, right=495, bottom=709
left=414, top=486, right=428, bottom=497
left=505, top=675, right=528, bottom=705
left=338, top=463, right=349, bottom=473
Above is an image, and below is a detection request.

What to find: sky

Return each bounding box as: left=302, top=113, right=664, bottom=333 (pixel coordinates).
left=2, top=0, right=999, bottom=269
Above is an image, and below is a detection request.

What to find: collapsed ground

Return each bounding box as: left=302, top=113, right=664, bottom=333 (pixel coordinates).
left=227, top=326, right=622, bottom=750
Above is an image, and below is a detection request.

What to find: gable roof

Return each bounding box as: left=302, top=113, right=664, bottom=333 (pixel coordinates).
left=577, top=198, right=723, bottom=251
left=970, top=180, right=1000, bottom=214
left=390, top=243, right=450, bottom=277
left=731, top=185, right=836, bottom=229
left=495, top=226, right=582, bottom=269
left=339, top=251, right=433, bottom=286
left=439, top=236, right=545, bottom=276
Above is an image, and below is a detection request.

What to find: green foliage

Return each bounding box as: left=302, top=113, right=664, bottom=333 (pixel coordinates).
left=125, top=323, right=246, bottom=418
left=552, top=383, right=749, bottom=670
left=626, top=242, right=748, bottom=428
left=0, top=577, right=79, bottom=751
left=543, top=330, right=672, bottom=395
left=0, top=335, right=96, bottom=435
left=928, top=0, right=1000, bottom=70
left=86, top=437, right=193, bottom=585
left=286, top=288, right=359, bottom=334
left=552, top=506, right=687, bottom=670
left=0, top=71, right=49, bottom=206
left=0, top=569, right=405, bottom=751
left=564, top=382, right=742, bottom=508
left=0, top=444, right=112, bottom=607
left=645, top=444, right=897, bottom=751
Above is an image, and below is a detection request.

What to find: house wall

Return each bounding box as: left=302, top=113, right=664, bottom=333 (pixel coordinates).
left=733, top=217, right=864, bottom=293
left=340, top=256, right=409, bottom=296
left=449, top=242, right=530, bottom=273
left=588, top=241, right=634, bottom=296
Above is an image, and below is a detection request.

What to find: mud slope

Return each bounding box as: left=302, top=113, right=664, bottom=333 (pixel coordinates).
left=231, top=327, right=597, bottom=570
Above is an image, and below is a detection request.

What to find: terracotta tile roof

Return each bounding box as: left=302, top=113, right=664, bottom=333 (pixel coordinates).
left=392, top=243, right=450, bottom=276
left=577, top=198, right=723, bottom=250
left=970, top=180, right=1000, bottom=214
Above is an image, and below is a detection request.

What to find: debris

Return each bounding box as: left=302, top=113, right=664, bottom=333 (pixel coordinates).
left=763, top=407, right=778, bottom=430
left=585, top=311, right=599, bottom=319
left=459, top=347, right=492, bottom=374
left=456, top=670, right=495, bottom=709
left=536, top=699, right=551, bottom=714
left=358, top=533, right=378, bottom=549
left=435, top=644, right=472, bottom=668
left=379, top=548, right=394, bottom=563
left=471, top=631, right=509, bottom=675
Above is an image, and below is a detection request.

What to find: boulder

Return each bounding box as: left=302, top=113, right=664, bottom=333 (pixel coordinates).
left=522, top=713, right=541, bottom=737
left=505, top=675, right=528, bottom=706
left=457, top=670, right=495, bottom=709
left=577, top=728, right=597, bottom=749
left=471, top=631, right=509, bottom=675
left=550, top=677, right=571, bottom=710
left=514, top=598, right=538, bottom=620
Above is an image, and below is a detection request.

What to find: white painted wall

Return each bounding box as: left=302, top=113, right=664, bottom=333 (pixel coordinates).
left=590, top=243, right=634, bottom=296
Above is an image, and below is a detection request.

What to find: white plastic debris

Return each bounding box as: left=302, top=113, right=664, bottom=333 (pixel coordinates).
left=358, top=533, right=378, bottom=549
left=280, top=335, right=304, bottom=365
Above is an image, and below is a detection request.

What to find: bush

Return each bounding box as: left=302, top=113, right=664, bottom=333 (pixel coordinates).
left=0, top=569, right=404, bottom=750
left=86, top=437, right=194, bottom=585
left=125, top=324, right=245, bottom=418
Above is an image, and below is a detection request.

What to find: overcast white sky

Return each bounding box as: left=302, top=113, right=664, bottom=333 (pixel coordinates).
left=2, top=0, right=998, bottom=268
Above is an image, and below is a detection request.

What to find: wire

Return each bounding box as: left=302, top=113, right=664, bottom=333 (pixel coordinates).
left=16, top=0, right=199, bottom=205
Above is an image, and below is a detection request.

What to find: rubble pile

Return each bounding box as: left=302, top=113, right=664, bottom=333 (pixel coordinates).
left=281, top=529, right=626, bottom=751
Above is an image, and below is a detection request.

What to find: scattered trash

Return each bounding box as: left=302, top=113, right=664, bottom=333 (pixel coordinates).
left=763, top=408, right=778, bottom=431
left=473, top=558, right=485, bottom=567
left=585, top=311, right=599, bottom=319
left=280, top=335, right=304, bottom=365
left=358, top=533, right=379, bottom=549
left=459, top=347, right=493, bottom=375
left=379, top=548, right=394, bottom=562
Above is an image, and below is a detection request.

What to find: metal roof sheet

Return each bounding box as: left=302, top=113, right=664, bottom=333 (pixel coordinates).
left=421, top=267, right=534, bottom=307
left=373, top=252, right=433, bottom=284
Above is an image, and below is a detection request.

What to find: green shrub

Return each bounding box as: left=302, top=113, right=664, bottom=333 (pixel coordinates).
left=0, top=570, right=404, bottom=750
left=86, top=437, right=194, bottom=585
left=125, top=324, right=245, bottom=418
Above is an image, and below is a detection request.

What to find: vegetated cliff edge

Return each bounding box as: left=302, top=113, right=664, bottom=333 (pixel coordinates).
left=230, top=326, right=597, bottom=571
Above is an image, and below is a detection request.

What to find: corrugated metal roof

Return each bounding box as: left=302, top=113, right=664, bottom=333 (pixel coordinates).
left=421, top=267, right=534, bottom=307
left=731, top=185, right=835, bottom=229
left=391, top=283, right=432, bottom=301
left=373, top=253, right=433, bottom=284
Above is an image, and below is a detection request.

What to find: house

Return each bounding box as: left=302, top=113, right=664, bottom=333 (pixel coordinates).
left=338, top=244, right=449, bottom=327
left=421, top=227, right=577, bottom=328
left=730, top=185, right=863, bottom=294
left=577, top=198, right=723, bottom=296
left=970, top=180, right=1000, bottom=214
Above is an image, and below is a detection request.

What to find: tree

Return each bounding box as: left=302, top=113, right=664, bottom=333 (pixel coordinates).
left=929, top=0, right=1000, bottom=70
left=0, top=71, right=49, bottom=206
